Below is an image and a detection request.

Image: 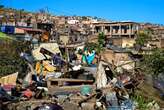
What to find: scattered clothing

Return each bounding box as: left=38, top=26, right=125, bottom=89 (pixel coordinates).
left=23, top=89, right=33, bottom=99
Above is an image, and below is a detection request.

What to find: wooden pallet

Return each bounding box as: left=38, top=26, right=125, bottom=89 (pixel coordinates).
left=47, top=78, right=94, bottom=88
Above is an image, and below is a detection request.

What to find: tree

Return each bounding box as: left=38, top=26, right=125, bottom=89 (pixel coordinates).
left=136, top=32, right=150, bottom=47
left=98, top=32, right=105, bottom=47
left=135, top=29, right=152, bottom=52
left=139, top=48, right=164, bottom=77
left=97, top=32, right=105, bottom=54
left=98, top=32, right=105, bottom=43
left=84, top=32, right=105, bottom=54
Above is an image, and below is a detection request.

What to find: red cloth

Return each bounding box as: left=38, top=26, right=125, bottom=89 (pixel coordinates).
left=23, top=89, right=33, bottom=98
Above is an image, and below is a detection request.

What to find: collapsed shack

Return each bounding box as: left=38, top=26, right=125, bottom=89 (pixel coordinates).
left=3, top=61, right=140, bottom=109
left=0, top=40, right=162, bottom=110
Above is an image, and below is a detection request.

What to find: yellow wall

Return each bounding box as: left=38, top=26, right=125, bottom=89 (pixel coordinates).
left=122, top=38, right=135, bottom=48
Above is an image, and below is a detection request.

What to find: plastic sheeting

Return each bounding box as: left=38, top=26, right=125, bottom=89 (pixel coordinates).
left=23, top=72, right=32, bottom=87
left=20, top=52, right=34, bottom=63
left=43, top=61, right=56, bottom=72
left=120, top=100, right=134, bottom=110
left=35, top=61, right=56, bottom=76
left=82, top=51, right=96, bottom=65
left=86, top=51, right=95, bottom=65
left=96, top=61, right=107, bottom=89
left=52, top=54, right=65, bottom=67
left=45, top=72, right=63, bottom=80
left=106, top=91, right=119, bottom=110
left=0, top=26, right=15, bottom=34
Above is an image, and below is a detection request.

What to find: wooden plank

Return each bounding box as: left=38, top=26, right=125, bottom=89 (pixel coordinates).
left=58, top=42, right=85, bottom=48
left=48, top=85, right=96, bottom=95
left=48, top=78, right=94, bottom=83
left=47, top=78, right=94, bottom=88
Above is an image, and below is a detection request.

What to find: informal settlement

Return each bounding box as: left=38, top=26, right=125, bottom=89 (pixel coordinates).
left=0, top=7, right=164, bottom=110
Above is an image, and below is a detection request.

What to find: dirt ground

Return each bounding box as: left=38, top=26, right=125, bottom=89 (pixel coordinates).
left=136, top=80, right=164, bottom=108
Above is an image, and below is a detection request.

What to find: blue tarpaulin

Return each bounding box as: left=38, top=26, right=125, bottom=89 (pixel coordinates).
left=0, top=26, right=15, bottom=34
left=82, top=51, right=95, bottom=65
left=86, top=51, right=95, bottom=65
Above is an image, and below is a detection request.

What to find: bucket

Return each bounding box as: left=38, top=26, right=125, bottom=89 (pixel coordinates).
left=80, top=85, right=92, bottom=96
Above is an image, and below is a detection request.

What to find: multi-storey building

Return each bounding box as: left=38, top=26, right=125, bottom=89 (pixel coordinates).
left=92, top=21, right=139, bottom=38
left=90, top=21, right=140, bottom=48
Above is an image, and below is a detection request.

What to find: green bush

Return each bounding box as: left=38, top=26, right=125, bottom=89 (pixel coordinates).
left=0, top=33, right=30, bottom=78
left=131, top=95, right=151, bottom=110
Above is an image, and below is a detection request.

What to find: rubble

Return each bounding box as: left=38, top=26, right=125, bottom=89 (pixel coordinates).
left=0, top=43, right=161, bottom=110
left=0, top=40, right=163, bottom=110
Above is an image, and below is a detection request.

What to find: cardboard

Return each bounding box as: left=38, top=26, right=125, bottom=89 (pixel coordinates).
left=0, top=72, right=18, bottom=85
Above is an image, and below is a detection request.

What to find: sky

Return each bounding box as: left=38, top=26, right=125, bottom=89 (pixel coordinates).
left=1, top=0, right=164, bottom=24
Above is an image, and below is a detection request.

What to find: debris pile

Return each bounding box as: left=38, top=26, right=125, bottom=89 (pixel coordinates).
left=0, top=42, right=162, bottom=110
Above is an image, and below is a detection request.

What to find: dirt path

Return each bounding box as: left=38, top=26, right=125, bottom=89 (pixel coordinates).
left=136, top=80, right=164, bottom=108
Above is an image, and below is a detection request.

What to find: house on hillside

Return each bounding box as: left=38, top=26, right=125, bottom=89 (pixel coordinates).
left=91, top=21, right=139, bottom=48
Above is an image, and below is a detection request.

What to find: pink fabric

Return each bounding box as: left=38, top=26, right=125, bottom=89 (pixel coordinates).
left=2, top=85, right=15, bottom=91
